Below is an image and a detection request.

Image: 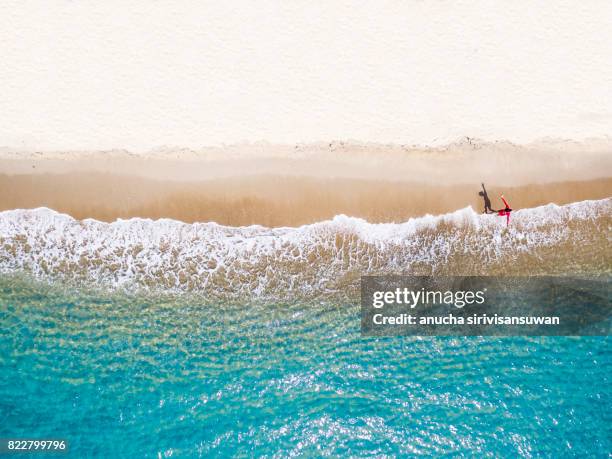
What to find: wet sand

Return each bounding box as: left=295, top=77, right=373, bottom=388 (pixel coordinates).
left=0, top=172, right=610, bottom=226
left=1, top=141, right=610, bottom=226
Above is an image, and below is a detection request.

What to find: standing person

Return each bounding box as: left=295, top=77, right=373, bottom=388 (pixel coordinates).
left=497, top=195, right=512, bottom=226
left=479, top=183, right=494, bottom=214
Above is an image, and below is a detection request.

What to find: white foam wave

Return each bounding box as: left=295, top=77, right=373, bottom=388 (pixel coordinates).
left=0, top=199, right=610, bottom=297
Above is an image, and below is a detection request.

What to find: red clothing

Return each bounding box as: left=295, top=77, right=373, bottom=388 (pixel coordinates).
left=498, top=195, right=512, bottom=225
left=498, top=209, right=511, bottom=225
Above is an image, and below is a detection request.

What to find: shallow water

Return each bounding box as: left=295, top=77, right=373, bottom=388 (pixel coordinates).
left=1, top=199, right=610, bottom=299
left=1, top=276, right=610, bottom=457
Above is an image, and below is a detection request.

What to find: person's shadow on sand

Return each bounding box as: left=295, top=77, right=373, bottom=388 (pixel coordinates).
left=479, top=183, right=495, bottom=214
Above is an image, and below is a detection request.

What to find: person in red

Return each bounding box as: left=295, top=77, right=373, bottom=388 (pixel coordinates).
left=497, top=195, right=512, bottom=225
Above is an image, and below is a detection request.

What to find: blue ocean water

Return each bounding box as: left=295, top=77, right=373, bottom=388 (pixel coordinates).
left=1, top=276, right=610, bottom=457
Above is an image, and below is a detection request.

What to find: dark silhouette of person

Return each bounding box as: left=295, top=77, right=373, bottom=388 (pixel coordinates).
left=479, top=183, right=494, bottom=214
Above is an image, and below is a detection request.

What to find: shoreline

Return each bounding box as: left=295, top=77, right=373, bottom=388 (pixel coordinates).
left=1, top=140, right=610, bottom=226
left=0, top=173, right=610, bottom=226
left=2, top=198, right=609, bottom=297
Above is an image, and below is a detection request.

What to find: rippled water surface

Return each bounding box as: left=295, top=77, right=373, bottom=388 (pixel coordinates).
left=1, top=276, right=610, bottom=457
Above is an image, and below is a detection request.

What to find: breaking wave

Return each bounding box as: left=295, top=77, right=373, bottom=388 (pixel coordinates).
left=0, top=199, right=610, bottom=299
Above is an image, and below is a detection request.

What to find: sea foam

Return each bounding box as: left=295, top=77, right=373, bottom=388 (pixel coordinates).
left=0, top=199, right=610, bottom=298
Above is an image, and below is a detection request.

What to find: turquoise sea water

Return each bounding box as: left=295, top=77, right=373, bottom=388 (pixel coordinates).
left=1, top=276, right=610, bottom=458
